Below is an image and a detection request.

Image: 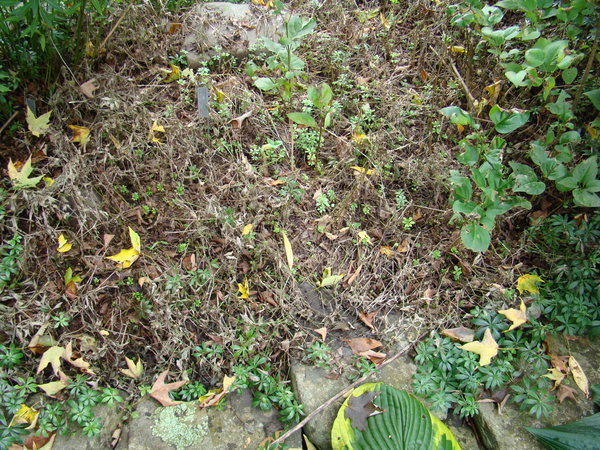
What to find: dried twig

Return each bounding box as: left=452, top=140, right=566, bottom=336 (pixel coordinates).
left=573, top=20, right=600, bottom=111
left=97, top=4, right=132, bottom=56
left=269, top=333, right=427, bottom=448
left=0, top=111, right=18, bottom=136
left=429, top=45, right=476, bottom=113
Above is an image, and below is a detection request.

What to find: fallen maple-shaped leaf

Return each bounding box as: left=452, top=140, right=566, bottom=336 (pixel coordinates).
left=148, top=121, right=165, bottom=143
left=516, top=274, right=544, bottom=295
left=358, top=311, right=378, bottom=332
left=68, top=125, right=90, bottom=147
left=106, top=227, right=141, bottom=269
left=314, top=327, right=327, bottom=342
left=161, top=64, right=180, bottom=83
left=8, top=156, right=43, bottom=189
left=198, top=375, right=235, bottom=408
left=460, top=328, right=498, bottom=366
left=79, top=78, right=98, bottom=98
left=237, top=278, right=250, bottom=299
left=442, top=327, right=474, bottom=343
left=26, top=106, right=52, bottom=137
left=379, top=246, right=395, bottom=257
left=37, top=346, right=65, bottom=376
left=344, top=391, right=384, bottom=431
left=556, top=384, right=578, bottom=404
left=344, top=338, right=387, bottom=364
left=120, top=356, right=143, bottom=379
left=568, top=356, right=589, bottom=397
left=150, top=370, right=188, bottom=406
left=38, top=379, right=69, bottom=396
left=543, top=368, right=565, bottom=389
left=357, top=231, right=372, bottom=245
left=228, top=110, right=252, bottom=129
left=9, top=404, right=39, bottom=429
left=64, top=342, right=94, bottom=374
left=498, top=300, right=527, bottom=332
left=57, top=234, right=72, bottom=253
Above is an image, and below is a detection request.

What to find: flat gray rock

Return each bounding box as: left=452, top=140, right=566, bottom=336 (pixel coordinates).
left=53, top=401, right=124, bottom=450
left=125, top=390, right=300, bottom=449
left=474, top=334, right=599, bottom=450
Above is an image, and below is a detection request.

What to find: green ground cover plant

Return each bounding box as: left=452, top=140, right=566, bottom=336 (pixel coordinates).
left=0, top=0, right=597, bottom=446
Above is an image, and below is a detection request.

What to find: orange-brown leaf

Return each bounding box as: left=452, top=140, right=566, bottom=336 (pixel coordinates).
left=150, top=370, right=188, bottom=406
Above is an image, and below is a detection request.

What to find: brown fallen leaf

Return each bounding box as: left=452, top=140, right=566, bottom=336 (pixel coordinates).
left=258, top=290, right=279, bottom=307
left=397, top=238, right=410, bottom=253
left=314, top=327, right=327, bottom=342
left=64, top=342, right=94, bottom=374
left=556, top=385, right=578, bottom=404
left=79, top=78, right=98, bottom=98
left=346, top=264, right=363, bottom=287
left=358, top=311, right=378, bottom=332
left=228, top=110, right=252, bottom=129
left=344, top=391, right=384, bottom=431
left=182, top=253, right=197, bottom=271
left=344, top=337, right=382, bottom=354
left=442, top=327, right=474, bottom=343
left=150, top=370, right=188, bottom=406
left=199, top=375, right=235, bottom=408
left=167, top=23, right=182, bottom=34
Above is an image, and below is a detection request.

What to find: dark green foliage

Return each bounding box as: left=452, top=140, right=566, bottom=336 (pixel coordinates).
left=525, top=411, right=600, bottom=449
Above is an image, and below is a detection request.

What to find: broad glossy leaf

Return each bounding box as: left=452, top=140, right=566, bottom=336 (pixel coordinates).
left=489, top=105, right=530, bottom=134
left=331, top=383, right=459, bottom=450
left=287, top=112, right=317, bottom=128
left=461, top=222, right=490, bottom=252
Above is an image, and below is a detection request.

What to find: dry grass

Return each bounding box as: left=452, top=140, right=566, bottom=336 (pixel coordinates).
left=0, top=0, right=529, bottom=393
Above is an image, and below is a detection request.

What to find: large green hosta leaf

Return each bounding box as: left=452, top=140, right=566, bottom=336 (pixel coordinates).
left=331, top=383, right=460, bottom=450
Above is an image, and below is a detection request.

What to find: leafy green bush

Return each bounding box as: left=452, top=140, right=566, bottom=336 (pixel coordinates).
left=529, top=211, right=600, bottom=336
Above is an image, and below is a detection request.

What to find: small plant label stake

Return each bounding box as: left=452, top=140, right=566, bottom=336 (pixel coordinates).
left=196, top=86, right=209, bottom=119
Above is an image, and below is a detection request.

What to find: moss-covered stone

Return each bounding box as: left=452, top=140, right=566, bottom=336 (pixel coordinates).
left=151, top=403, right=208, bottom=450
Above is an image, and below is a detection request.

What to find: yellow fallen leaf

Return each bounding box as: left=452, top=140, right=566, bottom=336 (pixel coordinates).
left=379, top=246, right=395, bottom=257
left=37, top=346, right=65, bottom=375
left=282, top=231, right=293, bottom=270
left=149, top=120, right=166, bottom=143
left=57, top=234, right=72, bottom=253
left=99, top=330, right=110, bottom=336
left=214, top=88, right=226, bottom=102
left=162, top=64, right=180, bottom=83
left=43, top=176, right=54, bottom=187
left=357, top=231, right=372, bottom=245
left=380, top=12, right=390, bottom=30
left=68, top=125, right=90, bottom=146
left=351, top=132, right=368, bottom=143
left=304, top=435, right=318, bottom=450
left=38, top=380, right=69, bottom=395
left=120, top=356, right=144, bottom=379
left=64, top=341, right=95, bottom=374
left=10, top=404, right=39, bottom=428
left=8, top=156, right=43, bottom=189
left=242, top=224, right=254, bottom=236
left=585, top=123, right=598, bottom=139
left=498, top=300, right=527, bottom=332
left=26, top=106, right=52, bottom=137
left=238, top=278, right=250, bottom=299
left=460, top=328, right=498, bottom=366
left=568, top=356, right=589, bottom=397
left=106, top=227, right=141, bottom=269
left=516, top=274, right=544, bottom=294
left=449, top=46, right=466, bottom=53
left=543, top=368, right=565, bottom=389
left=350, top=166, right=375, bottom=176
